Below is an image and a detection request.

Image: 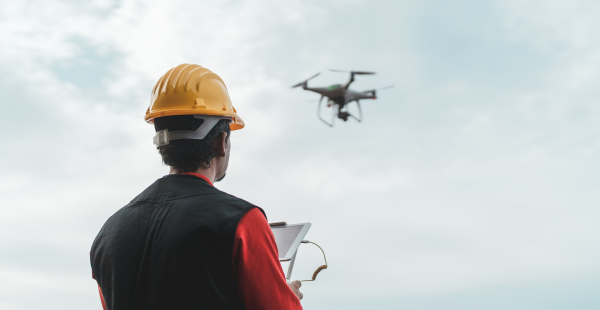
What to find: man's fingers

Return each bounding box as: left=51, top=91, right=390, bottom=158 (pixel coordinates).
left=288, top=281, right=303, bottom=300
left=288, top=280, right=303, bottom=300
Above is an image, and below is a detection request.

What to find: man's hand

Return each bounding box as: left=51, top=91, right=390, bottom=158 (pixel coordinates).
left=288, top=280, right=303, bottom=300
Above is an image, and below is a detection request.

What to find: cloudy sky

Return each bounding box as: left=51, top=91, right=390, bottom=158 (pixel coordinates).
left=1, top=0, right=600, bottom=309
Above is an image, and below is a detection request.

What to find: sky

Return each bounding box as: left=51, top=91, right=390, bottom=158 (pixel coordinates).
left=1, top=0, right=600, bottom=309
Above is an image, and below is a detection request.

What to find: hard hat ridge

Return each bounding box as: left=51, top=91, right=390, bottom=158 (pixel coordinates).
left=151, top=64, right=217, bottom=97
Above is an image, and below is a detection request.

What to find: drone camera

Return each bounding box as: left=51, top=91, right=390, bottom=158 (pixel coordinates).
left=338, top=112, right=350, bottom=121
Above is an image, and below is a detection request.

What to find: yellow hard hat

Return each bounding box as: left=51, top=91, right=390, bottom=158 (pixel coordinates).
left=145, top=64, right=244, bottom=131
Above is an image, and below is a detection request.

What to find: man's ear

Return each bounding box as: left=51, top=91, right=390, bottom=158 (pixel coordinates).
left=212, top=132, right=228, bottom=157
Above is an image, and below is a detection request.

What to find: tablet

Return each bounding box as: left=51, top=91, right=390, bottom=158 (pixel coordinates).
left=270, top=222, right=311, bottom=261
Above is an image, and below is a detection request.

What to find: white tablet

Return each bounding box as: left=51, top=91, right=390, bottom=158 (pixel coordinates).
left=270, top=222, right=311, bottom=261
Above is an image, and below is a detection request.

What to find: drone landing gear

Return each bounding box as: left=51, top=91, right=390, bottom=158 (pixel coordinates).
left=317, top=96, right=335, bottom=127
left=339, top=101, right=363, bottom=123
left=317, top=99, right=363, bottom=126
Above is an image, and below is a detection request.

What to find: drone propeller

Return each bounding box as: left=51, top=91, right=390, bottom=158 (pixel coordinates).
left=367, top=85, right=394, bottom=99
left=329, top=69, right=376, bottom=75
left=291, top=73, right=321, bottom=88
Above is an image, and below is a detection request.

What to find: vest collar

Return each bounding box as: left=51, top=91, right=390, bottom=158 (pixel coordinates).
left=180, top=172, right=214, bottom=187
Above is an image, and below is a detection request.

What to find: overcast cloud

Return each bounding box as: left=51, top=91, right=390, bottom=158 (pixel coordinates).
left=1, top=0, right=600, bottom=309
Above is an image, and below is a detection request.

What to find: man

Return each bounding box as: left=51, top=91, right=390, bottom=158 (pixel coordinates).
left=90, top=64, right=303, bottom=309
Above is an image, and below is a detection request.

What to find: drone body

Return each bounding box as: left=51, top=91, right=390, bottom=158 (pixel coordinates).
left=292, top=70, right=392, bottom=126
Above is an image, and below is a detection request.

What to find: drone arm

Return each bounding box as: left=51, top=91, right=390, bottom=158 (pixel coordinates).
left=343, top=72, right=356, bottom=90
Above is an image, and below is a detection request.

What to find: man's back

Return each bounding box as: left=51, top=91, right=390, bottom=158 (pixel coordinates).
left=91, top=174, right=255, bottom=310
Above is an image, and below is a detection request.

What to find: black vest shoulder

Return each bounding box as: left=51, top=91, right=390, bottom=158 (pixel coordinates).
left=91, top=174, right=259, bottom=310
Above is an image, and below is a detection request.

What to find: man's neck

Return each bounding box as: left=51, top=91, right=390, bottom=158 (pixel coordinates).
left=170, top=165, right=218, bottom=184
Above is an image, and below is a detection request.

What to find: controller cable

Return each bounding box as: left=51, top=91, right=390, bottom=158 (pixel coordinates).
left=299, top=240, right=328, bottom=282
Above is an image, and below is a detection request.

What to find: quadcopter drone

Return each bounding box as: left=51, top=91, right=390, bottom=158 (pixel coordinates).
left=292, top=70, right=392, bottom=127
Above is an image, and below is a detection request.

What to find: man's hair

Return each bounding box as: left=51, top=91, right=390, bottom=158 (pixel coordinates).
left=154, top=115, right=231, bottom=172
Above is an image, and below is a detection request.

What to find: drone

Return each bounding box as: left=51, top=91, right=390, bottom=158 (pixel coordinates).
left=292, top=70, right=393, bottom=127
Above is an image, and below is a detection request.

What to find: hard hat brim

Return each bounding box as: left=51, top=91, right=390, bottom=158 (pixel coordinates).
left=145, top=109, right=245, bottom=131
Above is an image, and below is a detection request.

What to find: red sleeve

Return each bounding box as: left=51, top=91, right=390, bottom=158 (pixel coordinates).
left=97, top=283, right=108, bottom=310
left=92, top=254, right=108, bottom=310
left=233, top=208, right=303, bottom=310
